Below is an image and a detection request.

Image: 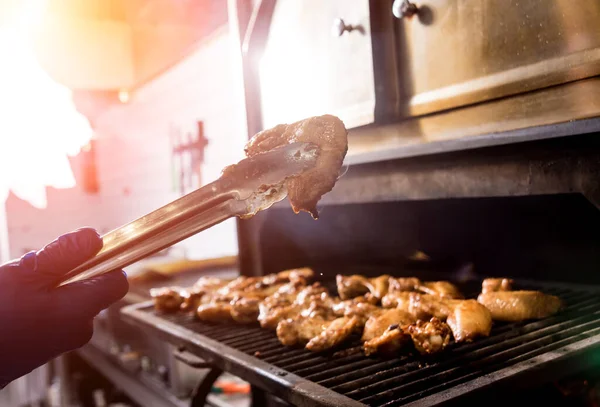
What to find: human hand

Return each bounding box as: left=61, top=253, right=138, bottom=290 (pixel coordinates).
left=0, top=228, right=128, bottom=388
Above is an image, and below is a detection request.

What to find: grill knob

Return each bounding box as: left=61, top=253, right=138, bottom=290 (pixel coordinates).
left=392, top=0, right=419, bottom=19
left=157, top=365, right=169, bottom=383
left=141, top=356, right=152, bottom=372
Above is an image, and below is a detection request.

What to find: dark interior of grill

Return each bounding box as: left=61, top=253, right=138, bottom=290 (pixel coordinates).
left=239, top=193, right=600, bottom=285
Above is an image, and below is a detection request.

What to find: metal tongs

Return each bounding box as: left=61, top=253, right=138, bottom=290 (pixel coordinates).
left=57, top=142, right=319, bottom=287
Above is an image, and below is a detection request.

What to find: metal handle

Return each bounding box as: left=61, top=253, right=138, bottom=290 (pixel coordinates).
left=56, top=142, right=319, bottom=287
left=392, top=0, right=419, bottom=19
left=58, top=190, right=241, bottom=287
left=173, top=349, right=213, bottom=369
left=332, top=18, right=356, bottom=37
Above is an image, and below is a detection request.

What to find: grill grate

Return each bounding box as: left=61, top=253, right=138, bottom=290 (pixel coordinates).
left=122, top=280, right=600, bottom=407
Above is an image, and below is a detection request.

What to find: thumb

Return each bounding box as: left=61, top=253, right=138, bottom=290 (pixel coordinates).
left=31, top=228, right=103, bottom=282
left=52, top=270, right=129, bottom=319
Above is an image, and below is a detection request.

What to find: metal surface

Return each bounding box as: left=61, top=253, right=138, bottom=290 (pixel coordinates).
left=346, top=77, right=600, bottom=163
left=258, top=0, right=375, bottom=130
left=57, top=142, right=318, bottom=286
left=319, top=130, right=600, bottom=209
left=122, top=280, right=600, bottom=407
left=77, top=345, right=188, bottom=407
left=393, top=0, right=600, bottom=117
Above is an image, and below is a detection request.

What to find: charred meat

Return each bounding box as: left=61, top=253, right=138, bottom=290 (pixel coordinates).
left=244, top=115, right=348, bottom=218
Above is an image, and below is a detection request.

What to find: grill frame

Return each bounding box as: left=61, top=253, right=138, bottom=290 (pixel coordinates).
left=121, top=279, right=600, bottom=407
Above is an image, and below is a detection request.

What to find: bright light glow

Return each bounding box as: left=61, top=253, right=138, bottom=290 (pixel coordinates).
left=118, top=89, right=130, bottom=104
left=258, top=34, right=328, bottom=129
left=0, top=0, right=93, bottom=209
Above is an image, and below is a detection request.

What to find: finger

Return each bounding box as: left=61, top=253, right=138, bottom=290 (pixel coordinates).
left=52, top=270, right=129, bottom=319
left=33, top=228, right=103, bottom=279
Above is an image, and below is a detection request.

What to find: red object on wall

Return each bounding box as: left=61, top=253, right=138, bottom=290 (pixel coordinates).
left=80, top=139, right=99, bottom=194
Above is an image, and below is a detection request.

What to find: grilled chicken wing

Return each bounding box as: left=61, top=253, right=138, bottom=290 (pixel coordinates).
left=230, top=296, right=263, bottom=323
left=446, top=300, right=492, bottom=342
left=151, top=287, right=185, bottom=313
left=481, top=278, right=514, bottom=294
left=407, top=295, right=492, bottom=342
left=477, top=291, right=562, bottom=322
left=369, top=275, right=391, bottom=300
left=244, top=115, right=348, bottom=218
left=417, top=281, right=463, bottom=299
left=276, top=316, right=332, bottom=347
left=388, top=277, right=421, bottom=293
left=382, top=292, right=492, bottom=342
left=194, top=269, right=317, bottom=324
left=362, top=309, right=415, bottom=341
left=336, top=274, right=391, bottom=301
left=405, top=294, right=457, bottom=320
left=259, top=282, right=331, bottom=329
left=365, top=317, right=452, bottom=357
left=193, top=276, right=231, bottom=291
left=381, top=291, right=416, bottom=309
left=363, top=325, right=411, bottom=356
left=178, top=277, right=232, bottom=313
left=180, top=290, right=205, bottom=313
left=406, top=318, right=452, bottom=355
left=332, top=297, right=380, bottom=318
left=277, top=267, right=315, bottom=283
left=306, top=316, right=362, bottom=352
left=387, top=277, right=463, bottom=299
left=336, top=274, right=370, bottom=299
left=196, top=303, right=234, bottom=322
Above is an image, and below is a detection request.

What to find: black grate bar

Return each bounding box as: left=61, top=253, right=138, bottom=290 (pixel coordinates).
left=245, top=339, right=293, bottom=355
left=219, top=329, right=272, bottom=346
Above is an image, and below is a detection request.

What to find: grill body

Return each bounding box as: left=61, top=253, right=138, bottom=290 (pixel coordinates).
left=122, top=279, right=600, bottom=407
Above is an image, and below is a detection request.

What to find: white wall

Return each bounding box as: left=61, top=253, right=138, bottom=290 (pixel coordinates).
left=5, top=26, right=247, bottom=260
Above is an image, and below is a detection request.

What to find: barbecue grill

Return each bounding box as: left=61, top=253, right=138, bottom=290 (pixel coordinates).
left=122, top=278, right=600, bottom=407
left=117, top=131, right=600, bottom=406
left=113, top=0, right=600, bottom=405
